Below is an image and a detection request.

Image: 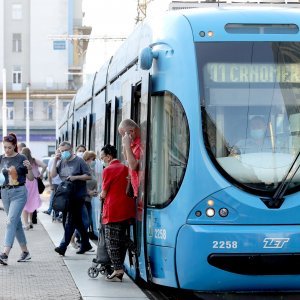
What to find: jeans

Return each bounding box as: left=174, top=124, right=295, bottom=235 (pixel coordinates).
left=59, top=197, right=90, bottom=250
left=47, top=184, right=58, bottom=214
left=1, top=186, right=28, bottom=248
left=74, top=203, right=90, bottom=242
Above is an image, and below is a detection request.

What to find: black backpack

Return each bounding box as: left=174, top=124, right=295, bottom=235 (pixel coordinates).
left=52, top=180, right=74, bottom=212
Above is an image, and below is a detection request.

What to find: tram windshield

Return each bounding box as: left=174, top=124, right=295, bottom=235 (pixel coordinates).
left=197, top=42, right=300, bottom=194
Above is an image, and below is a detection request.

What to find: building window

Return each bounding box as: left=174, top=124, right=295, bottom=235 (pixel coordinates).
left=12, top=4, right=22, bottom=20
left=63, top=101, right=70, bottom=110
left=24, top=101, right=33, bottom=120
left=43, top=101, right=53, bottom=120
left=12, top=66, right=22, bottom=91
left=7, top=102, right=14, bottom=120
left=13, top=33, right=22, bottom=52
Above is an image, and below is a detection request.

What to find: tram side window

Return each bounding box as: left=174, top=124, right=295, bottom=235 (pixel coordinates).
left=148, top=92, right=189, bottom=207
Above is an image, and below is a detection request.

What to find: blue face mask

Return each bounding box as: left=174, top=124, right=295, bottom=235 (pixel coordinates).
left=90, top=161, right=96, bottom=168
left=61, top=151, right=71, bottom=160
left=250, top=129, right=265, bottom=140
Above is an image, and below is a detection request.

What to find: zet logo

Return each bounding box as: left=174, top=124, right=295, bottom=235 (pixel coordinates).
left=263, top=238, right=290, bottom=248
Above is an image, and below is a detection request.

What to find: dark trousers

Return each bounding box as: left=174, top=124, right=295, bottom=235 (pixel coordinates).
left=59, top=197, right=90, bottom=250
left=104, top=221, right=129, bottom=270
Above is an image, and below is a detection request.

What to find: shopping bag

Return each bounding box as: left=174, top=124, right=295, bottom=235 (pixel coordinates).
left=96, top=224, right=111, bottom=265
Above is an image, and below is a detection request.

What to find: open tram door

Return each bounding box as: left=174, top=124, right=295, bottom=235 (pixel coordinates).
left=125, top=75, right=152, bottom=283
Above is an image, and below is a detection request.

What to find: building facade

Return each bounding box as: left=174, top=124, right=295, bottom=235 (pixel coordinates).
left=0, top=0, right=90, bottom=158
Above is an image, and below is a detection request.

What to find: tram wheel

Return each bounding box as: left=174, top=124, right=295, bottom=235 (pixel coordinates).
left=88, top=267, right=99, bottom=278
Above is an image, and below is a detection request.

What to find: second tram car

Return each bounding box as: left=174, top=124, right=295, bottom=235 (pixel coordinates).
left=59, top=5, right=300, bottom=292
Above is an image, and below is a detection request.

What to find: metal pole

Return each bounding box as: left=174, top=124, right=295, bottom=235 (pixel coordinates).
left=2, top=69, right=7, bottom=138
left=26, top=86, right=30, bottom=147
left=56, top=95, right=59, bottom=138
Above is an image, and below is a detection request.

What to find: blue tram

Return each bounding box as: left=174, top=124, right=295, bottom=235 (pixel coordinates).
left=58, top=5, right=300, bottom=291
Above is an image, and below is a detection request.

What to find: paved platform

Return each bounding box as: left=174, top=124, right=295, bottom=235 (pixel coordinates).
left=0, top=187, right=149, bottom=300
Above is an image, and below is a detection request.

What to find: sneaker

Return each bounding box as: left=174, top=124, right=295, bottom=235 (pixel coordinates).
left=54, top=247, right=66, bottom=256
left=70, top=241, right=79, bottom=249
left=0, top=253, right=8, bottom=265
left=76, top=244, right=93, bottom=254
left=23, top=224, right=30, bottom=230
left=43, top=210, right=50, bottom=215
left=17, top=251, right=31, bottom=262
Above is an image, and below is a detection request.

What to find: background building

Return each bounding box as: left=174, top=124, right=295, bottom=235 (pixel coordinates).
left=0, top=0, right=90, bottom=158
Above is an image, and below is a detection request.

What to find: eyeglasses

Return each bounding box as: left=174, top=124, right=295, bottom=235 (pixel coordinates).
left=3, top=135, right=15, bottom=142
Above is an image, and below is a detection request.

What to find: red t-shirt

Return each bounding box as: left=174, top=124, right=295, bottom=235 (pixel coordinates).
left=129, top=137, right=142, bottom=197
left=101, top=160, right=135, bottom=224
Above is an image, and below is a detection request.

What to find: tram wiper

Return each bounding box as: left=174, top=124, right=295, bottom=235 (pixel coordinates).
left=262, top=151, right=300, bottom=209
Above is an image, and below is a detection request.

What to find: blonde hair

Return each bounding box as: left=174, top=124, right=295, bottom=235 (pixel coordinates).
left=83, top=151, right=96, bottom=161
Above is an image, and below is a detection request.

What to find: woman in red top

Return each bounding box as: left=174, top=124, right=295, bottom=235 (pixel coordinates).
left=100, top=144, right=135, bottom=282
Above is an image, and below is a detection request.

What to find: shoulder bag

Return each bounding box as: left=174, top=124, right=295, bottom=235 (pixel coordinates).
left=36, top=177, right=45, bottom=194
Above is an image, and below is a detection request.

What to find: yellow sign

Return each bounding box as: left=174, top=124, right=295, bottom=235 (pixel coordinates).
left=206, top=63, right=300, bottom=83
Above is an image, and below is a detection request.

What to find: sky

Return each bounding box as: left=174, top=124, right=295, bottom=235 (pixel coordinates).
left=82, top=0, right=171, bottom=76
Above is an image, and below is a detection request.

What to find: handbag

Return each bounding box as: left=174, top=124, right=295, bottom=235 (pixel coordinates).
left=126, top=176, right=134, bottom=198
left=36, top=177, right=45, bottom=194
left=52, top=180, right=74, bottom=212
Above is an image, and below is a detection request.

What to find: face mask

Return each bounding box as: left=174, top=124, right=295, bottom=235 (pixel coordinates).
left=76, top=152, right=84, bottom=158
left=101, top=160, right=108, bottom=167
left=61, top=151, right=71, bottom=160
left=250, top=129, right=265, bottom=140
left=90, top=161, right=96, bottom=168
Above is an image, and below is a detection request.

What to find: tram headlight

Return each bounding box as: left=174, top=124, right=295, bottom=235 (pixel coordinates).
left=206, top=208, right=215, bottom=217
left=219, top=208, right=229, bottom=217
left=207, top=31, right=214, bottom=37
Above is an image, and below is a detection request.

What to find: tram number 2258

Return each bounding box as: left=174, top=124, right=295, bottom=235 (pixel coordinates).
left=212, top=240, right=238, bottom=249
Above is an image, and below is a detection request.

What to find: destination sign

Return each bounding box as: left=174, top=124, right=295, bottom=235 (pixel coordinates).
left=206, top=63, right=300, bottom=83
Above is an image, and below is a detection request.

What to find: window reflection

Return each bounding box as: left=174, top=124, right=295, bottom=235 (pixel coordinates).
left=148, top=92, right=189, bottom=207
left=198, top=42, right=300, bottom=194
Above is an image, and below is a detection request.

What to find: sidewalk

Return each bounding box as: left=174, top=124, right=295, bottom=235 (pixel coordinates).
left=0, top=206, right=81, bottom=299
left=0, top=186, right=149, bottom=300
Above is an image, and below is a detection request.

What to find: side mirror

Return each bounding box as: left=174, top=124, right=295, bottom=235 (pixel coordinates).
left=139, top=47, right=159, bottom=70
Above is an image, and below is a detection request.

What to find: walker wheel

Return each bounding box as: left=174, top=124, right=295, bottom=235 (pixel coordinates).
left=88, top=267, right=99, bottom=278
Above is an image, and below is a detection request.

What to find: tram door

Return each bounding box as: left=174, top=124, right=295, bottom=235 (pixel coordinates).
left=129, top=78, right=151, bottom=282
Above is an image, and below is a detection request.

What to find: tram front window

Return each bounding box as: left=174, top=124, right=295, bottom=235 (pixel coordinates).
left=197, top=42, right=300, bottom=194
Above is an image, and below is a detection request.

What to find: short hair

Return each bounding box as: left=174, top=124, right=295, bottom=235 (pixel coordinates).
left=118, top=119, right=139, bottom=130
left=101, top=144, right=117, bottom=159
left=83, top=150, right=96, bottom=161
left=76, top=144, right=86, bottom=152
left=19, top=142, right=26, bottom=148
left=59, top=141, right=72, bottom=149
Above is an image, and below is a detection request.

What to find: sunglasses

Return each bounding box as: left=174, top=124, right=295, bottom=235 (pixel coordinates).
left=3, top=135, right=15, bottom=142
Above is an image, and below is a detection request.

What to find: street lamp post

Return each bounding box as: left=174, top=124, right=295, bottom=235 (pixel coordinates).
left=26, top=85, right=30, bottom=147
left=2, top=68, right=7, bottom=137
left=56, top=95, right=59, bottom=139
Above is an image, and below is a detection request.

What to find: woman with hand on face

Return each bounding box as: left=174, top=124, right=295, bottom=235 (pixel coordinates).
left=0, top=133, right=34, bottom=265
